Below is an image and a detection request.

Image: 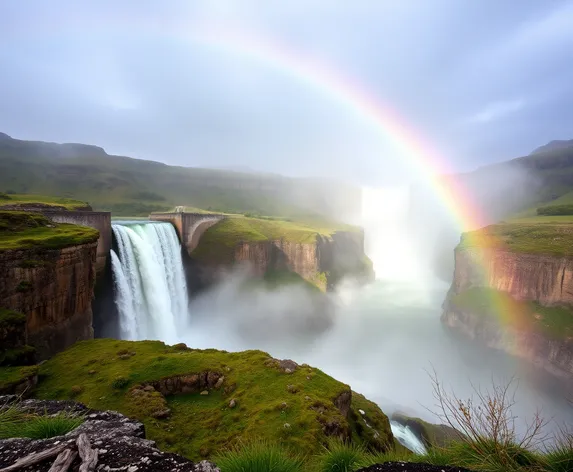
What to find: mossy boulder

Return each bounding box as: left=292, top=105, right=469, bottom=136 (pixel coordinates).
left=35, top=339, right=394, bottom=461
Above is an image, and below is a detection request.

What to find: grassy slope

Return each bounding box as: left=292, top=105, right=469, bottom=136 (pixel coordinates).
left=459, top=219, right=573, bottom=256
left=0, top=193, right=89, bottom=210
left=0, top=135, right=361, bottom=218
left=192, top=216, right=359, bottom=264
left=0, top=211, right=99, bottom=250
left=0, top=366, right=38, bottom=392
left=450, top=287, right=573, bottom=340
left=34, top=339, right=393, bottom=461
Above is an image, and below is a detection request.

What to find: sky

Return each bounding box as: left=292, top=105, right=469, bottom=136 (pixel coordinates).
left=0, top=0, right=572, bottom=185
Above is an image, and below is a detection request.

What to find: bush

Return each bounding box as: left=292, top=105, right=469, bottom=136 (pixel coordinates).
left=111, top=376, right=129, bottom=389
left=215, top=442, right=304, bottom=472
left=316, top=439, right=366, bottom=472
left=537, top=204, right=573, bottom=216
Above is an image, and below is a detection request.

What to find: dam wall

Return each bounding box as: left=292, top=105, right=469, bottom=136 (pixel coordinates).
left=150, top=212, right=225, bottom=255
left=43, top=211, right=111, bottom=276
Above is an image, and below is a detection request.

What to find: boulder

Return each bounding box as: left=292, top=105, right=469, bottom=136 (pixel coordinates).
left=0, top=396, right=220, bottom=472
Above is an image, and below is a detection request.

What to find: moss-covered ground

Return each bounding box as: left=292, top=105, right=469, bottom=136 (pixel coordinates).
left=0, top=365, right=38, bottom=392
left=0, top=193, right=89, bottom=210
left=450, top=287, right=573, bottom=340
left=192, top=215, right=359, bottom=264
left=0, top=211, right=99, bottom=250
left=458, top=221, right=573, bottom=256
left=34, top=339, right=393, bottom=462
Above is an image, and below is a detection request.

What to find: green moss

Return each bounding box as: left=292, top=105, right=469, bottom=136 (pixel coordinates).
left=0, top=211, right=99, bottom=250
left=0, top=308, right=26, bottom=329
left=0, top=346, right=36, bottom=367
left=16, top=281, right=33, bottom=292
left=0, top=194, right=89, bottom=210
left=35, top=339, right=393, bottom=461
left=349, top=392, right=393, bottom=452
left=450, top=287, right=573, bottom=340
left=0, top=365, right=38, bottom=392
left=458, top=222, right=573, bottom=256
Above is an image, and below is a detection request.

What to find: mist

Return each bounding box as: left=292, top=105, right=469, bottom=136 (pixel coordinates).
left=177, top=185, right=573, bottom=442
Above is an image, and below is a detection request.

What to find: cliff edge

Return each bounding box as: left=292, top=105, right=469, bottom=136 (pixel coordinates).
left=0, top=211, right=99, bottom=360
left=442, top=222, right=573, bottom=378
left=190, top=216, right=374, bottom=291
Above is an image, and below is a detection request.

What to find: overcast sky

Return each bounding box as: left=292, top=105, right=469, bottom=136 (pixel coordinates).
left=1, top=1, right=572, bottom=185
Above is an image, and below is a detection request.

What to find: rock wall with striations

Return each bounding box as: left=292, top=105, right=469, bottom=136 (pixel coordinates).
left=0, top=242, right=97, bottom=360
left=442, top=246, right=573, bottom=378
left=195, top=230, right=373, bottom=291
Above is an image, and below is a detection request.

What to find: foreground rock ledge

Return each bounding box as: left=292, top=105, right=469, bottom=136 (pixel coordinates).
left=0, top=396, right=219, bottom=472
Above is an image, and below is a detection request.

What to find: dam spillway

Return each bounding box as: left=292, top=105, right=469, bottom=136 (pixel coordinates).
left=110, top=221, right=188, bottom=343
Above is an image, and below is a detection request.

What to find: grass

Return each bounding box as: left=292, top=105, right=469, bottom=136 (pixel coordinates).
left=0, top=402, right=83, bottom=439
left=458, top=221, right=573, bottom=256
left=0, top=193, right=89, bottom=210
left=0, top=365, right=38, bottom=393
left=449, top=287, right=573, bottom=340
left=191, top=216, right=359, bottom=265
left=215, top=442, right=304, bottom=472
left=34, top=339, right=393, bottom=461
left=315, top=439, right=366, bottom=472
left=0, top=211, right=99, bottom=250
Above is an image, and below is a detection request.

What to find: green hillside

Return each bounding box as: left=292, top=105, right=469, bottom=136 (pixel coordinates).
left=34, top=339, right=394, bottom=461
left=0, top=133, right=361, bottom=218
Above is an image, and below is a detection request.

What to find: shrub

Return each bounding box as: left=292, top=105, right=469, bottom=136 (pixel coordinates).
left=111, top=376, right=129, bottom=389
left=215, top=442, right=304, bottom=472
left=0, top=403, right=83, bottom=440
left=316, top=439, right=366, bottom=472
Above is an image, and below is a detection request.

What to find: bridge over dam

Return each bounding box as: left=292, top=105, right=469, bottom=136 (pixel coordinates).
left=149, top=212, right=226, bottom=255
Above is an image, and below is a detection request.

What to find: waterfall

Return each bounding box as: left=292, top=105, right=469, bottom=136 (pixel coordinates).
left=390, top=421, right=427, bottom=454
left=110, top=221, right=189, bottom=343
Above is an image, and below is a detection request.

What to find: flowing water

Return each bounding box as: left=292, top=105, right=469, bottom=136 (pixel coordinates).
left=110, top=221, right=188, bottom=343
left=110, top=190, right=573, bottom=451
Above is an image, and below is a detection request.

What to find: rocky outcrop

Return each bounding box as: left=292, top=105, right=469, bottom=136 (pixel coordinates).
left=0, top=242, right=97, bottom=360
left=442, top=306, right=573, bottom=378
left=451, top=247, right=573, bottom=306
left=0, top=396, right=219, bottom=472
left=443, top=246, right=573, bottom=378
left=196, top=230, right=373, bottom=291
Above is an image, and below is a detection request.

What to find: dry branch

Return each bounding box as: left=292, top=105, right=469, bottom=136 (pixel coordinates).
left=0, top=444, right=66, bottom=472
left=48, top=449, right=77, bottom=472
left=77, top=433, right=98, bottom=472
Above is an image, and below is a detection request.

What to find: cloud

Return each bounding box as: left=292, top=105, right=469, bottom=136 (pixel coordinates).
left=467, top=99, right=526, bottom=124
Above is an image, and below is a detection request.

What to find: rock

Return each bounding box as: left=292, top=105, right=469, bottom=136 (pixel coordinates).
left=278, top=359, right=298, bottom=372
left=228, top=399, right=236, bottom=408
left=333, top=389, right=352, bottom=418
left=143, top=385, right=155, bottom=392
left=200, top=390, right=209, bottom=396
left=150, top=408, right=171, bottom=419
left=0, top=396, right=220, bottom=472
left=286, top=385, right=298, bottom=393
left=280, top=402, right=288, bottom=410
left=214, top=376, right=224, bottom=389
left=283, top=423, right=291, bottom=429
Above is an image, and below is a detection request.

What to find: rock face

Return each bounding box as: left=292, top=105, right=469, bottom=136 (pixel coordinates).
left=451, top=247, right=573, bottom=305
left=0, top=396, right=220, bottom=472
left=197, top=230, right=373, bottom=291
left=443, top=246, right=573, bottom=378
left=0, top=242, right=97, bottom=360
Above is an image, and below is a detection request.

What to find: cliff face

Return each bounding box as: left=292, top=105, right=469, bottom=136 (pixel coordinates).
left=451, top=247, right=573, bottom=305
left=443, top=245, right=573, bottom=378
left=196, top=230, right=373, bottom=291
left=0, top=242, right=97, bottom=360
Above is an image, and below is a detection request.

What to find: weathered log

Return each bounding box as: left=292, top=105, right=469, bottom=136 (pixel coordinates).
left=48, top=449, right=77, bottom=472
left=77, top=433, right=98, bottom=472
left=0, top=444, right=66, bottom=472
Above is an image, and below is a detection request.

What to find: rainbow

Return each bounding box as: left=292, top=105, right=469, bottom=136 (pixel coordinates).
left=188, top=28, right=488, bottom=232
left=185, top=28, right=534, bottom=340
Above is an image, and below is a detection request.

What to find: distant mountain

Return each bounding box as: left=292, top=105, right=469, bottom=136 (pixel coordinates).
left=531, top=139, right=573, bottom=155
left=0, top=132, right=361, bottom=218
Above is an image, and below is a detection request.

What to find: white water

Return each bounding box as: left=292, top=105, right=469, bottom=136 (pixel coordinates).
left=111, top=221, right=189, bottom=343
left=390, top=421, right=427, bottom=454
